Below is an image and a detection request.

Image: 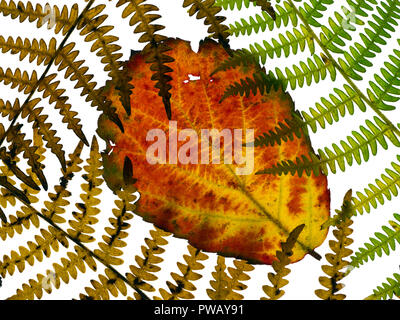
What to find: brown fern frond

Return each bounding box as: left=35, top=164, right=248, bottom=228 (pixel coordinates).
left=206, top=256, right=232, bottom=300
left=0, top=98, right=19, bottom=120
left=315, top=190, right=354, bottom=300
left=207, top=257, right=254, bottom=300
left=67, top=136, right=103, bottom=243
left=0, top=206, right=40, bottom=241
left=80, top=268, right=129, bottom=300
left=38, top=73, right=88, bottom=145
left=93, top=185, right=137, bottom=266
left=117, top=0, right=174, bottom=120
left=41, top=141, right=84, bottom=224
left=55, top=43, right=123, bottom=132
left=225, top=260, right=254, bottom=300
left=0, top=65, right=87, bottom=145
left=262, top=224, right=305, bottom=300
left=5, top=123, right=47, bottom=190
left=0, top=1, right=79, bottom=35
left=183, top=0, right=232, bottom=55
left=0, top=226, right=69, bottom=278
left=158, top=245, right=208, bottom=300
left=8, top=245, right=96, bottom=300
left=77, top=4, right=133, bottom=116
left=0, top=147, right=39, bottom=191
left=0, top=175, right=30, bottom=205
left=126, top=227, right=170, bottom=297
left=250, top=0, right=276, bottom=20
left=0, top=36, right=56, bottom=66
left=0, top=67, right=66, bottom=169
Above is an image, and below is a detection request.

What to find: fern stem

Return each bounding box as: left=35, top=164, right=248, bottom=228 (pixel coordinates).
left=286, top=0, right=400, bottom=139
left=0, top=0, right=96, bottom=152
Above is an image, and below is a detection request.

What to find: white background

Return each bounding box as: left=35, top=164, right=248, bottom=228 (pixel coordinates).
left=0, top=0, right=399, bottom=300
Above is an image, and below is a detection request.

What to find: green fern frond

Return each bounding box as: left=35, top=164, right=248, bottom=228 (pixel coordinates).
left=337, top=0, right=400, bottom=81
left=274, top=54, right=336, bottom=90
left=214, top=0, right=254, bottom=10
left=228, top=1, right=297, bottom=37
left=353, top=156, right=400, bottom=215
left=258, top=116, right=398, bottom=176
left=158, top=245, right=208, bottom=300
left=318, top=0, right=375, bottom=55
left=254, top=84, right=367, bottom=147
left=216, top=24, right=314, bottom=74
left=315, top=190, right=354, bottom=300
left=366, top=42, right=400, bottom=111
left=67, top=136, right=103, bottom=243
left=350, top=213, right=400, bottom=268
left=366, top=273, right=400, bottom=300
left=117, top=0, right=174, bottom=120
left=262, top=224, right=304, bottom=300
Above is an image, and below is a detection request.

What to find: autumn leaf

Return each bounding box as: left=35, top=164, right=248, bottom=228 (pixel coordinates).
left=97, top=38, right=330, bottom=265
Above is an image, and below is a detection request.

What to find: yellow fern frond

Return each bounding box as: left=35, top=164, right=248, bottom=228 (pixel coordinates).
left=0, top=226, right=69, bottom=278
left=80, top=268, right=129, bottom=300
left=225, top=260, right=254, bottom=300
left=158, top=245, right=208, bottom=300
left=207, top=256, right=231, bottom=300
left=315, top=190, right=354, bottom=300
left=93, top=185, right=137, bottom=266
left=42, top=141, right=84, bottom=224
left=8, top=245, right=96, bottom=300
left=126, top=227, right=170, bottom=296
left=262, top=224, right=305, bottom=300
left=67, top=136, right=103, bottom=243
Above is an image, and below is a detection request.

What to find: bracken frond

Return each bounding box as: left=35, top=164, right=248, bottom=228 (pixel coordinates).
left=350, top=213, right=400, bottom=268
left=117, top=0, right=174, bottom=120
left=262, top=224, right=304, bottom=300
left=315, top=190, right=354, bottom=300
left=67, top=136, right=103, bottom=243
left=183, top=0, right=232, bottom=55
left=258, top=116, right=400, bottom=176
left=93, top=185, right=137, bottom=266
left=158, top=245, right=208, bottom=300
left=207, top=256, right=253, bottom=300
left=126, top=227, right=170, bottom=297
left=8, top=246, right=97, bottom=300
